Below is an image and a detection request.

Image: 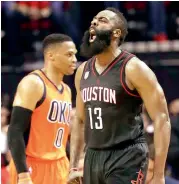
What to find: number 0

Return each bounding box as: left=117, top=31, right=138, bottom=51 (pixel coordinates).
left=54, top=128, right=64, bottom=148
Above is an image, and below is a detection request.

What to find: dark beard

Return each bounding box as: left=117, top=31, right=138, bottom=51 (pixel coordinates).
left=80, top=29, right=113, bottom=58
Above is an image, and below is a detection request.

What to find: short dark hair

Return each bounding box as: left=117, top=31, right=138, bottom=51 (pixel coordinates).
left=105, top=7, right=128, bottom=46
left=42, top=33, right=73, bottom=52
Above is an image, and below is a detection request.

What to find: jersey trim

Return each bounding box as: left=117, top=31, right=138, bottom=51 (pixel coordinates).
left=91, top=50, right=125, bottom=77
left=102, top=51, right=126, bottom=76
left=39, top=69, right=64, bottom=94
left=120, top=54, right=141, bottom=98
left=30, top=73, right=46, bottom=108
left=91, top=57, right=96, bottom=76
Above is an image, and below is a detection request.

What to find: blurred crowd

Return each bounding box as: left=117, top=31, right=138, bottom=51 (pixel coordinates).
left=1, top=1, right=179, bottom=184
left=1, top=1, right=179, bottom=66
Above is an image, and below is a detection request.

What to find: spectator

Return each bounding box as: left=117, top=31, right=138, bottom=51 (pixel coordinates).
left=104, top=1, right=121, bottom=10
left=1, top=106, right=10, bottom=184
left=167, top=99, right=179, bottom=180
left=1, top=106, right=10, bottom=135
left=51, top=2, right=82, bottom=46
left=148, top=1, right=168, bottom=41
left=169, top=99, right=179, bottom=116
left=5, top=1, right=62, bottom=66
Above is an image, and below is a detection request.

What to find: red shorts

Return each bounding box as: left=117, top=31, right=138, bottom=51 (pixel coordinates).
left=9, top=156, right=69, bottom=184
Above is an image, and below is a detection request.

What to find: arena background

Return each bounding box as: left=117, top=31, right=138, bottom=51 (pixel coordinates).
left=1, top=1, right=179, bottom=183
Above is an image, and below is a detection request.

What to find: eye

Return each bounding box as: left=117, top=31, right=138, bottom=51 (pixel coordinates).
left=67, top=53, right=73, bottom=57
left=99, top=17, right=107, bottom=23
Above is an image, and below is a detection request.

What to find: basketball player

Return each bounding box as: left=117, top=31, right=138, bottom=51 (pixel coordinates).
left=68, top=7, right=171, bottom=184
left=8, top=34, right=77, bottom=184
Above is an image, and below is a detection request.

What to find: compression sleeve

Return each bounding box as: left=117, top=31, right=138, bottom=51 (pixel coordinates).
left=7, top=106, right=32, bottom=173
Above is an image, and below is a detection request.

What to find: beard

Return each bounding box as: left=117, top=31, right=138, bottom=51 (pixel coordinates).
left=80, top=29, right=113, bottom=58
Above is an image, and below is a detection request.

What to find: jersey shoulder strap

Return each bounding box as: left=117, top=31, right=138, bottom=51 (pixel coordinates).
left=28, top=70, right=47, bottom=108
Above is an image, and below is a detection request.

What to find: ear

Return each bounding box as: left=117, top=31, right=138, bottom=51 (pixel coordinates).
left=48, top=51, right=54, bottom=61
left=113, top=29, right=121, bottom=38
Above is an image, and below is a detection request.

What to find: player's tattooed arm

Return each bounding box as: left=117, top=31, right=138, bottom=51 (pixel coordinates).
left=8, top=75, right=44, bottom=178
left=69, top=62, right=86, bottom=169
left=126, top=57, right=171, bottom=178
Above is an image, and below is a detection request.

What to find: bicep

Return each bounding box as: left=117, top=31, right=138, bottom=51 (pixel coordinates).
left=127, top=58, right=169, bottom=121
left=13, top=75, right=43, bottom=111
left=139, top=81, right=168, bottom=121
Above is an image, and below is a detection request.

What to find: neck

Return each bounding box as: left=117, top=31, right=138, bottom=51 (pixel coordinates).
left=96, top=46, right=121, bottom=66
left=43, top=62, right=64, bottom=86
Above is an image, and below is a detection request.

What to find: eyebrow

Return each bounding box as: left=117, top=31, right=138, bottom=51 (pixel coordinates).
left=66, top=50, right=78, bottom=54
left=94, top=16, right=109, bottom=21
left=100, top=16, right=109, bottom=20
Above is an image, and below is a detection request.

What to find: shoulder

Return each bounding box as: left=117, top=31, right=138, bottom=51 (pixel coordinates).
left=18, top=74, right=44, bottom=92
left=125, top=56, right=156, bottom=81
left=13, top=73, right=45, bottom=109
left=74, top=61, right=87, bottom=90
left=125, top=56, right=161, bottom=92
left=75, top=61, right=88, bottom=80
left=16, top=74, right=44, bottom=100
left=77, top=61, right=88, bottom=73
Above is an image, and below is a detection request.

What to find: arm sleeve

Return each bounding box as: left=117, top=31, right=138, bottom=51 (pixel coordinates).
left=7, top=106, right=32, bottom=174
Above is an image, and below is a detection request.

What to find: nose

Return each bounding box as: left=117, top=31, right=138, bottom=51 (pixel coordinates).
left=72, top=55, right=77, bottom=63
left=91, top=18, right=98, bottom=27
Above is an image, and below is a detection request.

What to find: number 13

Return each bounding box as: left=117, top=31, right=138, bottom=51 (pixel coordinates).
left=88, top=107, right=103, bottom=129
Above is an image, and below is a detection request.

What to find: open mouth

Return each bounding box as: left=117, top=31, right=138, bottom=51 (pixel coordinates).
left=89, top=29, right=96, bottom=43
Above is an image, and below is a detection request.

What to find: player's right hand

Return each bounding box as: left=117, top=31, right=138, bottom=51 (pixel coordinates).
left=18, top=172, right=33, bottom=184
left=67, top=170, right=83, bottom=184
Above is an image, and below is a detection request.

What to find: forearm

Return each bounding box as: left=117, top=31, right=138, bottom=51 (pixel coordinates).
left=7, top=106, right=32, bottom=174
left=70, top=116, right=85, bottom=168
left=154, top=114, right=171, bottom=175
left=8, top=126, right=28, bottom=173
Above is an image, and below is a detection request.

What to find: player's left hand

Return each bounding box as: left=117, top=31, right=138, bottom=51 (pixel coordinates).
left=148, top=175, right=165, bottom=184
